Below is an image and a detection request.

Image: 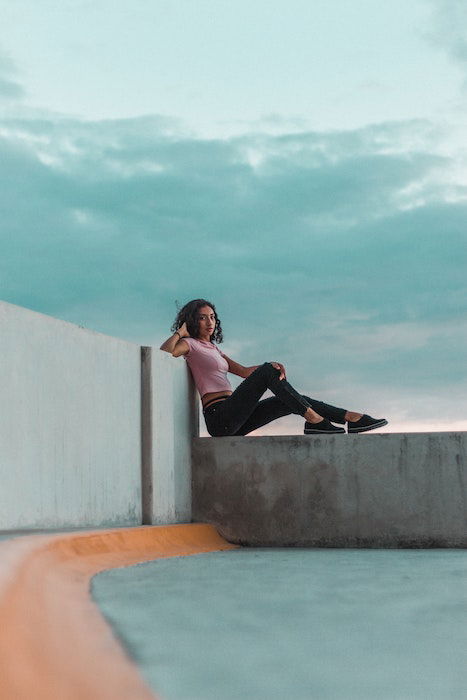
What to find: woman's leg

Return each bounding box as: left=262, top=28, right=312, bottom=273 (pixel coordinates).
left=234, top=394, right=348, bottom=435
left=204, top=363, right=311, bottom=436
left=204, top=363, right=347, bottom=436
left=302, top=395, right=347, bottom=424
left=233, top=396, right=292, bottom=435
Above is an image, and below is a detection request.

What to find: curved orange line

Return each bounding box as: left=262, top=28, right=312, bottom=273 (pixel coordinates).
left=0, top=524, right=238, bottom=699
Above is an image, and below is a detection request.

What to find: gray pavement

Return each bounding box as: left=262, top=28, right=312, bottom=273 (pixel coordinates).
left=91, top=548, right=467, bottom=700
left=0, top=529, right=68, bottom=541
left=0, top=525, right=139, bottom=541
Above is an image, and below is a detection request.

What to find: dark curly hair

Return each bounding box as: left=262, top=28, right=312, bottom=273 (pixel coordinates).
left=171, top=299, right=223, bottom=343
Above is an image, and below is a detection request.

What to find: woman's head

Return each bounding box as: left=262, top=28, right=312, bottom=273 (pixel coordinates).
left=171, top=299, right=223, bottom=343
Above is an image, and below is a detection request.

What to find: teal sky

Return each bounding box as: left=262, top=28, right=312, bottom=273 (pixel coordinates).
left=1, top=0, right=466, bottom=433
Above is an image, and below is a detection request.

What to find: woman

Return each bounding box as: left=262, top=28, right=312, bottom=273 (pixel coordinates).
left=160, top=298, right=388, bottom=437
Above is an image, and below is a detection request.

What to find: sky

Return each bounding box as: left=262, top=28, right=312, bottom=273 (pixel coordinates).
left=1, top=0, right=466, bottom=434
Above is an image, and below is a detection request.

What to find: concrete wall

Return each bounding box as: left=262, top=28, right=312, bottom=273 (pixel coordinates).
left=142, top=348, right=198, bottom=525
left=0, top=300, right=142, bottom=529
left=0, top=300, right=198, bottom=530
left=192, top=432, right=467, bottom=547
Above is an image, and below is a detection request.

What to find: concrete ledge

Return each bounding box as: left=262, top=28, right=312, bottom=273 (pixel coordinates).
left=192, top=432, right=467, bottom=547
left=0, top=525, right=237, bottom=699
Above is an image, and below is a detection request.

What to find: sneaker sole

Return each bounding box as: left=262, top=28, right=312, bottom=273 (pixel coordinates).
left=304, top=428, right=346, bottom=434
left=348, top=419, right=388, bottom=433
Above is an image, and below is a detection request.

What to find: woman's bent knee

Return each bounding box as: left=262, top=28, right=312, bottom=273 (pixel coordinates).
left=250, top=362, right=277, bottom=378
left=262, top=362, right=280, bottom=376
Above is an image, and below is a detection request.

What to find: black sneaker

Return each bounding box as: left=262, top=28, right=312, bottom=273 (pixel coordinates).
left=304, top=419, right=345, bottom=434
left=347, top=414, right=388, bottom=433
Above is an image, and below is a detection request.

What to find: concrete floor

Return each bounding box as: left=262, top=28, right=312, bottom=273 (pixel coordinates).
left=0, top=525, right=138, bottom=541
left=92, top=548, right=467, bottom=700
left=0, top=530, right=66, bottom=541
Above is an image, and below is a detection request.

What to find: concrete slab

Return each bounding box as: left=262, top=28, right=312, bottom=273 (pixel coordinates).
left=192, top=432, right=467, bottom=546
left=92, top=548, right=467, bottom=700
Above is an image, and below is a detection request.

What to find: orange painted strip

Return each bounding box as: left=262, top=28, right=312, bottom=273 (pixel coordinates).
left=0, top=524, right=238, bottom=699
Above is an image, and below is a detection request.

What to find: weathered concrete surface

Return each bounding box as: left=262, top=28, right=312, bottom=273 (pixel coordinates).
left=0, top=299, right=200, bottom=530
left=93, top=549, right=467, bottom=700
left=143, top=349, right=199, bottom=525
left=0, top=299, right=141, bottom=529
left=192, top=432, right=467, bottom=547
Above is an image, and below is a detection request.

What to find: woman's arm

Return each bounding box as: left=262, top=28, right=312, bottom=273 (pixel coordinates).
left=160, top=323, right=189, bottom=357
left=223, top=355, right=286, bottom=380
left=222, top=354, right=259, bottom=379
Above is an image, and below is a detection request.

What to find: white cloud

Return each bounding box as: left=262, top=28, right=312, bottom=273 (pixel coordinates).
left=1, top=110, right=466, bottom=431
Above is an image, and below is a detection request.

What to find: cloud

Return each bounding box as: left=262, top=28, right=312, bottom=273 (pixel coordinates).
left=426, top=1, right=467, bottom=84
left=0, top=111, right=466, bottom=430
left=0, top=77, right=24, bottom=99
left=0, top=48, right=25, bottom=100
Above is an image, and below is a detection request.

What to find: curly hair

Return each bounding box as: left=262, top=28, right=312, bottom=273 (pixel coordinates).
left=171, top=299, right=223, bottom=343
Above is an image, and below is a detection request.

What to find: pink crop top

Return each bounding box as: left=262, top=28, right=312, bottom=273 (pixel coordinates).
left=183, top=337, right=232, bottom=397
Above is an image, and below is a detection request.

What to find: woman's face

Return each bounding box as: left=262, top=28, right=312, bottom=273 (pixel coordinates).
left=197, top=305, right=216, bottom=337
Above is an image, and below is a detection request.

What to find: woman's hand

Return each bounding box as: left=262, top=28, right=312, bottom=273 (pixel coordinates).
left=160, top=322, right=189, bottom=354
left=271, top=362, right=286, bottom=380
left=176, top=322, right=189, bottom=338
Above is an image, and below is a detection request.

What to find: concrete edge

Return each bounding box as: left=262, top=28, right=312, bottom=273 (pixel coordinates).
left=0, top=298, right=138, bottom=345
left=141, top=346, right=153, bottom=524
left=0, top=524, right=238, bottom=699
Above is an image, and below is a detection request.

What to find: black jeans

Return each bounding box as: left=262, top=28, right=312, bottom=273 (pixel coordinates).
left=203, top=362, right=347, bottom=437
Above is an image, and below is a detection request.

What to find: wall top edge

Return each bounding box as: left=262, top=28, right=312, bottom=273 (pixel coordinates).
left=194, top=431, right=467, bottom=441
left=0, top=299, right=139, bottom=348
